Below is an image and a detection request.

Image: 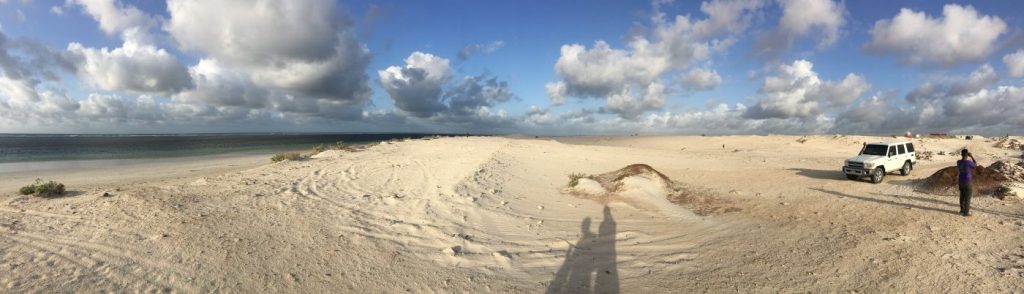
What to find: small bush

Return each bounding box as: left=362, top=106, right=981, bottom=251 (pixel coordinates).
left=18, top=180, right=66, bottom=197
left=568, top=173, right=589, bottom=188
left=18, top=185, right=35, bottom=195
left=311, top=144, right=327, bottom=156
left=333, top=141, right=347, bottom=149
left=995, top=185, right=1016, bottom=199
left=271, top=152, right=302, bottom=162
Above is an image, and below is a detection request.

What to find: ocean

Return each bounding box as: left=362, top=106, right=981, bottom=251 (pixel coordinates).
left=0, top=133, right=439, bottom=163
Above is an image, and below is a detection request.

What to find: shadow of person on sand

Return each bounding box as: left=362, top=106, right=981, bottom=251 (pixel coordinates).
left=788, top=168, right=848, bottom=181
left=546, top=206, right=619, bottom=294
left=870, top=192, right=1024, bottom=220
left=813, top=188, right=1024, bottom=220
left=811, top=187, right=959, bottom=215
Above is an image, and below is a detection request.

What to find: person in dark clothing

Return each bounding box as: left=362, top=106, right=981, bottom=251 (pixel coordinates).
left=957, top=149, right=977, bottom=217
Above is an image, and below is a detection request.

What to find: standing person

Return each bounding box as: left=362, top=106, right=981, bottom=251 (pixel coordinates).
left=957, top=149, right=977, bottom=217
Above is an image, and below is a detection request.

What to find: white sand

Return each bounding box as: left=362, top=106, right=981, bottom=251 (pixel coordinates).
left=1, top=135, right=1023, bottom=292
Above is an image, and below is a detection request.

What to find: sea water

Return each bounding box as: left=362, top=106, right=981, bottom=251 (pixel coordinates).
left=0, top=133, right=438, bottom=163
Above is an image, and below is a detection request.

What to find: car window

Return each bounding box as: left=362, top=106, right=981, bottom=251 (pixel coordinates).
left=898, top=144, right=906, bottom=154
left=888, top=146, right=896, bottom=156
left=907, top=143, right=915, bottom=152
left=862, top=144, right=888, bottom=156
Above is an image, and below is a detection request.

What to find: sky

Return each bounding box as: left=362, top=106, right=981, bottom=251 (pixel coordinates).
left=0, top=0, right=1023, bottom=135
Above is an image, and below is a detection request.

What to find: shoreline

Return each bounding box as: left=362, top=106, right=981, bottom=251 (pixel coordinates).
left=0, top=150, right=274, bottom=194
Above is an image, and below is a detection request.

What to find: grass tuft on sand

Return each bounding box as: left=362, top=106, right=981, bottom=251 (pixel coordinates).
left=18, top=180, right=66, bottom=197
left=271, top=152, right=303, bottom=162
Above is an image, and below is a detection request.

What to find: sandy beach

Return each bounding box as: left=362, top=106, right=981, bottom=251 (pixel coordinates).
left=2, top=135, right=1023, bottom=292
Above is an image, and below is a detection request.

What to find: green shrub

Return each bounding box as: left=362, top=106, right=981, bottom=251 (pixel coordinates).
left=333, top=141, right=347, bottom=149
left=18, top=185, right=35, bottom=195
left=568, top=173, right=588, bottom=188
left=311, top=144, right=326, bottom=156
left=271, top=152, right=302, bottom=162
left=18, top=180, right=66, bottom=197
left=995, top=185, right=1015, bottom=199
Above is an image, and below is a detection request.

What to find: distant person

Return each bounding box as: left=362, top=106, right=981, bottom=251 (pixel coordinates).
left=957, top=149, right=977, bottom=217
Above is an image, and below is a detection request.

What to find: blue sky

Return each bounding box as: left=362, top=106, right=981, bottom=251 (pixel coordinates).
left=0, top=0, right=1023, bottom=134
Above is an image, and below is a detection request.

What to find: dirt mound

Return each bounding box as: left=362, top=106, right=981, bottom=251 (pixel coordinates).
left=917, top=151, right=934, bottom=161
left=920, top=165, right=1008, bottom=195
left=995, top=138, right=1023, bottom=150
left=587, top=164, right=675, bottom=191
left=989, top=160, right=1024, bottom=182
left=567, top=164, right=737, bottom=216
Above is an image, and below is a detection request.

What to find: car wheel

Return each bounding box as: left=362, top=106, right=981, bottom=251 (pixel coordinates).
left=846, top=174, right=858, bottom=180
left=871, top=167, right=885, bottom=184
left=900, top=161, right=911, bottom=176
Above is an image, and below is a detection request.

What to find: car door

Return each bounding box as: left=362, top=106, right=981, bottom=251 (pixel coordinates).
left=886, top=145, right=899, bottom=171
left=897, top=143, right=908, bottom=165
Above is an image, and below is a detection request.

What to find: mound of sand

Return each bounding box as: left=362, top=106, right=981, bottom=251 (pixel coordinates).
left=995, top=138, right=1023, bottom=150
left=989, top=160, right=1024, bottom=182
left=568, top=164, right=736, bottom=216
left=920, top=165, right=1008, bottom=195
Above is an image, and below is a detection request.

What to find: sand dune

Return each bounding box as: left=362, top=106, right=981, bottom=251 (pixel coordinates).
left=2, top=135, right=1023, bottom=292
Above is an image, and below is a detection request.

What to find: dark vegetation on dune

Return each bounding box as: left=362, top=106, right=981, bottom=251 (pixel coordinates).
left=19, top=180, right=66, bottom=198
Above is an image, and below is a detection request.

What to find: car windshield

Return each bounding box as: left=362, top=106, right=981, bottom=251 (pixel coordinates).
left=862, top=144, right=888, bottom=156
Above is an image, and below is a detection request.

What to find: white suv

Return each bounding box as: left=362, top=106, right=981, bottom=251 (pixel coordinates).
left=842, top=141, right=916, bottom=183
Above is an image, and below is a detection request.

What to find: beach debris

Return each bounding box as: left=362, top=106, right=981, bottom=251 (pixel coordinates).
left=442, top=246, right=463, bottom=256
left=916, top=151, right=934, bottom=161
left=796, top=137, right=809, bottom=143
left=491, top=251, right=513, bottom=265
left=937, top=151, right=946, bottom=156
left=102, top=192, right=113, bottom=197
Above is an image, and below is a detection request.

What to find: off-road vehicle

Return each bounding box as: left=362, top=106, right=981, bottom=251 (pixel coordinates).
left=842, top=141, right=916, bottom=183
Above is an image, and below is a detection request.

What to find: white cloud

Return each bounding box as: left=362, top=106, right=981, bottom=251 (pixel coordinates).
left=172, top=59, right=269, bottom=109
left=605, top=82, right=666, bottom=119
left=679, top=68, right=721, bottom=91
left=457, top=41, right=504, bottom=61
left=0, top=75, right=38, bottom=103
left=545, top=81, right=567, bottom=105
left=378, top=52, right=451, bottom=117
left=905, top=64, right=998, bottom=103
left=378, top=51, right=518, bottom=125
left=69, top=0, right=156, bottom=43
left=165, top=0, right=372, bottom=102
left=548, top=0, right=763, bottom=118
left=1003, top=50, right=1024, bottom=78
left=778, top=0, right=844, bottom=47
left=50, top=6, right=63, bottom=15
left=446, top=76, right=515, bottom=115
left=836, top=64, right=1024, bottom=134
left=67, top=41, right=193, bottom=95
left=864, top=4, right=1006, bottom=67
left=744, top=59, right=870, bottom=119
left=754, top=0, right=846, bottom=58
